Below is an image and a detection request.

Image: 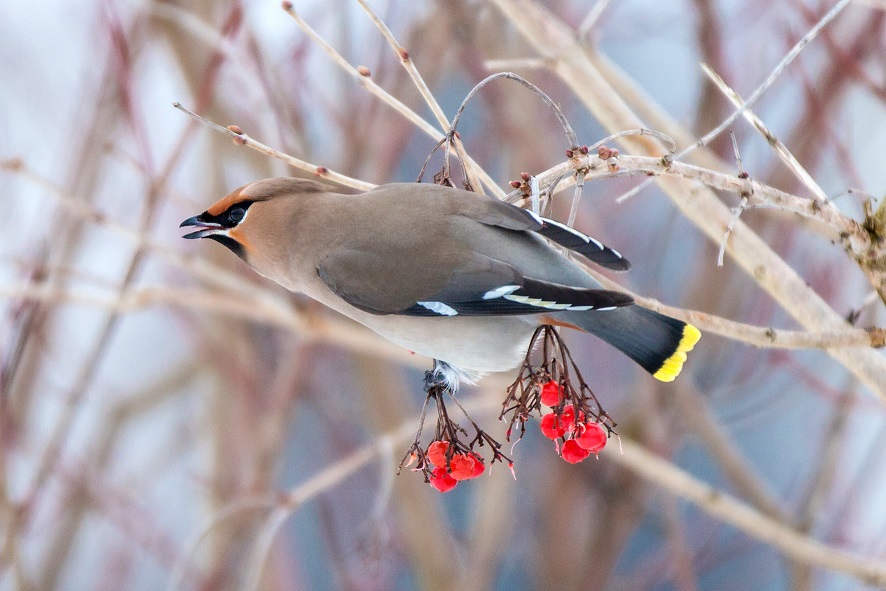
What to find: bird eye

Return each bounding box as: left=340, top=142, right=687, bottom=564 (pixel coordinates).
left=228, top=207, right=246, bottom=223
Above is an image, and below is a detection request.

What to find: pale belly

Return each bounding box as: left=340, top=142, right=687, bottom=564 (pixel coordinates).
left=283, top=274, right=538, bottom=375
left=354, top=312, right=537, bottom=375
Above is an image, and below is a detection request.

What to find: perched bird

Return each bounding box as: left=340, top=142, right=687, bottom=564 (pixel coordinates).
left=181, top=178, right=699, bottom=386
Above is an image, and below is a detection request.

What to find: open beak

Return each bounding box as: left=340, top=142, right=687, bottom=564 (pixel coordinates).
left=180, top=215, right=224, bottom=240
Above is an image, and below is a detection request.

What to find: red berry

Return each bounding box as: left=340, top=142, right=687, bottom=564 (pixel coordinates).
left=469, top=455, right=486, bottom=478
left=575, top=422, right=607, bottom=453
left=540, top=412, right=567, bottom=440
left=560, top=405, right=585, bottom=432
left=429, top=466, right=458, bottom=492
left=427, top=441, right=449, bottom=466
left=561, top=440, right=591, bottom=464
left=449, top=454, right=476, bottom=481
left=540, top=381, right=562, bottom=406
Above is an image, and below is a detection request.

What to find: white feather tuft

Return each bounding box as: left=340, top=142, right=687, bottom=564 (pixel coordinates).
left=431, top=360, right=483, bottom=390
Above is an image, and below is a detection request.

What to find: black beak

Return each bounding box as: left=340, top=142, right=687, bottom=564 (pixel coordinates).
left=180, top=215, right=224, bottom=239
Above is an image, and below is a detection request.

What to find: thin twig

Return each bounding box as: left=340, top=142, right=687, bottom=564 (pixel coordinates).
left=483, top=58, right=548, bottom=70
left=529, top=174, right=541, bottom=215
left=449, top=72, right=579, bottom=150
left=689, top=0, right=851, bottom=156
left=172, top=103, right=375, bottom=191
left=701, top=64, right=829, bottom=203
left=588, top=128, right=677, bottom=156
left=615, top=0, right=851, bottom=202
left=280, top=1, right=504, bottom=198
left=354, top=0, right=483, bottom=190
left=719, top=132, right=750, bottom=268
left=567, top=171, right=585, bottom=228
left=577, top=0, right=612, bottom=38
left=720, top=194, right=749, bottom=268
left=355, top=0, right=448, bottom=129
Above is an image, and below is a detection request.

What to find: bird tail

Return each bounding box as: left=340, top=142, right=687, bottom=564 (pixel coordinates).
left=561, top=306, right=701, bottom=382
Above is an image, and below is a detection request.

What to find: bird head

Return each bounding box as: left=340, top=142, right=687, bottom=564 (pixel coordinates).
left=180, top=177, right=332, bottom=265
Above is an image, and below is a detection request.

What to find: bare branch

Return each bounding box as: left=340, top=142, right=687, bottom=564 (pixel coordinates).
left=0, top=281, right=427, bottom=368
left=449, top=72, right=579, bottom=150
left=718, top=132, right=751, bottom=267
left=701, top=64, right=829, bottom=202
left=577, top=0, right=612, bottom=38
left=355, top=0, right=484, bottom=191
left=689, top=0, right=851, bottom=154
left=612, top=0, right=851, bottom=202
left=280, top=1, right=504, bottom=198
left=522, top=153, right=870, bottom=255
left=483, top=57, right=547, bottom=70
left=170, top=393, right=886, bottom=589
left=578, top=269, right=886, bottom=350
left=607, top=438, right=886, bottom=587
left=172, top=103, right=375, bottom=191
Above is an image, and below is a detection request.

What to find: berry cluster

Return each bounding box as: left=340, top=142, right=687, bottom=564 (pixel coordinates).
left=399, top=375, right=512, bottom=493
left=400, top=326, right=616, bottom=493
left=425, top=440, right=486, bottom=493
left=538, top=381, right=608, bottom=463
left=500, top=326, right=616, bottom=449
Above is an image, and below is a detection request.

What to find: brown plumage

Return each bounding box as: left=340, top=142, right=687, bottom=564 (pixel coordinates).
left=181, top=178, right=699, bottom=383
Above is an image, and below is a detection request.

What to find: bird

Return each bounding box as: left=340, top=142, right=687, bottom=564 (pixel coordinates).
left=180, top=178, right=699, bottom=388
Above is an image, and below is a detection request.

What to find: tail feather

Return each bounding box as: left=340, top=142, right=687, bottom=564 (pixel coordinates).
left=562, top=306, right=700, bottom=382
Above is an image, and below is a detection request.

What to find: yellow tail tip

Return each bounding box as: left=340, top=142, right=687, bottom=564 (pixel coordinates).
left=652, top=324, right=701, bottom=382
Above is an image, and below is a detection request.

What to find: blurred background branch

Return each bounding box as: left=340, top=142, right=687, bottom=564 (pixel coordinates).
left=2, top=1, right=886, bottom=590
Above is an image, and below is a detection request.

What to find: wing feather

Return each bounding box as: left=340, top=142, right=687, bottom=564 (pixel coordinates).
left=319, top=249, right=632, bottom=317
left=455, top=191, right=630, bottom=271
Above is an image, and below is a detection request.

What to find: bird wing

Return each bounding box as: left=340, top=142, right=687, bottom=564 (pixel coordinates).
left=455, top=192, right=630, bottom=271
left=317, top=249, right=632, bottom=317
